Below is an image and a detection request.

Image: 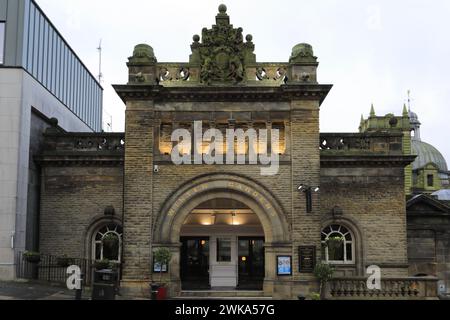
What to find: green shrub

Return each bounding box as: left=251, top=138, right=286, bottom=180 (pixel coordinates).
left=23, top=251, right=41, bottom=263
left=314, top=263, right=335, bottom=300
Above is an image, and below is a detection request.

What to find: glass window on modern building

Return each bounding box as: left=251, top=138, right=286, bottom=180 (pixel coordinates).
left=0, top=22, right=5, bottom=64
left=0, top=0, right=104, bottom=281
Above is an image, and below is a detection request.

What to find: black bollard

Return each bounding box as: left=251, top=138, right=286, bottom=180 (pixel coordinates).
left=75, top=273, right=84, bottom=300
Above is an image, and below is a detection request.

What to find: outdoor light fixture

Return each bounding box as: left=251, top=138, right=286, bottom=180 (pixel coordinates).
left=210, top=214, right=217, bottom=225
left=298, top=184, right=320, bottom=213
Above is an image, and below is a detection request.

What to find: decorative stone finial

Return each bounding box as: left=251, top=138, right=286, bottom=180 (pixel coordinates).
left=49, top=117, right=59, bottom=127
left=127, top=43, right=158, bottom=84
left=128, top=44, right=157, bottom=64
left=218, top=4, right=227, bottom=14
left=403, top=104, right=409, bottom=117
left=289, top=43, right=317, bottom=64
left=246, top=34, right=253, bottom=42
left=370, top=104, right=376, bottom=117
left=193, top=34, right=200, bottom=43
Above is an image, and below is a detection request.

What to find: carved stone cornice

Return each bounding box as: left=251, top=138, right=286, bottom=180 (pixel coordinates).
left=113, top=84, right=332, bottom=104
left=35, top=155, right=124, bottom=167
left=321, top=155, right=417, bottom=167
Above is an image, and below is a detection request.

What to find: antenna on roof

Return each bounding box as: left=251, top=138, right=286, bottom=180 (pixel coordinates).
left=407, top=89, right=411, bottom=112
left=97, top=39, right=103, bottom=83
left=103, top=110, right=113, bottom=133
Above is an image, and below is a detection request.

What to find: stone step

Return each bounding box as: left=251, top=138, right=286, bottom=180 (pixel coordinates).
left=179, top=290, right=269, bottom=298
left=173, top=296, right=273, bottom=300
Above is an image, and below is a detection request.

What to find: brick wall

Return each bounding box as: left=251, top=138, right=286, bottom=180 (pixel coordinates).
left=320, top=166, right=409, bottom=277
left=39, top=166, right=123, bottom=258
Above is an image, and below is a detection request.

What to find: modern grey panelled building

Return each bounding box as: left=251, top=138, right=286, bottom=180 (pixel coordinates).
left=0, top=0, right=103, bottom=279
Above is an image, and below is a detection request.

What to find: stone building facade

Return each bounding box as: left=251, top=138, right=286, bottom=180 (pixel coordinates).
left=36, top=5, right=438, bottom=299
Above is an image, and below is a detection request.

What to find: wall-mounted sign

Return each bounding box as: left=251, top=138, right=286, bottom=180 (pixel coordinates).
left=299, top=246, right=316, bottom=273
left=153, top=260, right=168, bottom=273
left=277, top=256, right=292, bottom=276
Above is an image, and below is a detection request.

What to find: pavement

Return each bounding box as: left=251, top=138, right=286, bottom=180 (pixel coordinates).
left=0, top=280, right=91, bottom=300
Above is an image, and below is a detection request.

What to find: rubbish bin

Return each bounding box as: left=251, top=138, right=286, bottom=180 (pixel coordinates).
left=150, top=284, right=160, bottom=300
left=150, top=284, right=167, bottom=300
left=92, top=269, right=118, bottom=300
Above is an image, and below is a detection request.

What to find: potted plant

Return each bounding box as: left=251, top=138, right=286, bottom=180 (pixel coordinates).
left=309, top=292, right=321, bottom=301
left=56, top=255, right=73, bottom=268
left=314, top=262, right=335, bottom=300
left=102, top=233, right=119, bottom=248
left=23, top=251, right=41, bottom=264
left=151, top=248, right=172, bottom=300
left=93, top=259, right=111, bottom=270
left=109, top=261, right=121, bottom=271
left=324, top=235, right=344, bottom=260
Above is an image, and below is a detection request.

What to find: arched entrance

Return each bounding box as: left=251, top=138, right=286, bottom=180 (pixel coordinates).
left=180, top=198, right=265, bottom=290
left=153, top=174, right=291, bottom=296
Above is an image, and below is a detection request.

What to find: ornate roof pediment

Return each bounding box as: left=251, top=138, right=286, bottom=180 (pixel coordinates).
left=189, top=4, right=256, bottom=85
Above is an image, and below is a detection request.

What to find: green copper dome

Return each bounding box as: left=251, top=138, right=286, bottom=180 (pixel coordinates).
left=412, top=140, right=448, bottom=172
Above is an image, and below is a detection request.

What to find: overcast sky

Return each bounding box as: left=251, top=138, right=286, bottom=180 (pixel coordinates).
left=36, top=0, right=450, bottom=163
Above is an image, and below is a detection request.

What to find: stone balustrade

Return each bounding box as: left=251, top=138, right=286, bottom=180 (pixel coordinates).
left=320, top=132, right=404, bottom=155
left=326, top=276, right=438, bottom=300
left=156, top=62, right=290, bottom=86
left=42, top=132, right=125, bottom=154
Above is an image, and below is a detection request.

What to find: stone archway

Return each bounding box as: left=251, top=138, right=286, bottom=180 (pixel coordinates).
left=153, top=173, right=291, bottom=296
left=154, top=174, right=290, bottom=244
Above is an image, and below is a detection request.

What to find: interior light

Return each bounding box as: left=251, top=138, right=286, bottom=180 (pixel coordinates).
left=231, top=213, right=240, bottom=226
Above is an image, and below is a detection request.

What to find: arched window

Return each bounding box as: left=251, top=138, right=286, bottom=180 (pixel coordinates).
left=321, top=224, right=354, bottom=264
left=93, top=224, right=123, bottom=262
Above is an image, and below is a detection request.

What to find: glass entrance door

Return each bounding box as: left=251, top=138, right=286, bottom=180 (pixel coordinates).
left=237, top=237, right=265, bottom=290
left=180, top=237, right=210, bottom=290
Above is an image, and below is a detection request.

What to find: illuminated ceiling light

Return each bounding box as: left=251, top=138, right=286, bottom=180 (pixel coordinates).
left=231, top=212, right=240, bottom=226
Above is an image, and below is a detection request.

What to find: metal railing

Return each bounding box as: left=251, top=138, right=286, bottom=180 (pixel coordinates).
left=15, top=252, right=121, bottom=287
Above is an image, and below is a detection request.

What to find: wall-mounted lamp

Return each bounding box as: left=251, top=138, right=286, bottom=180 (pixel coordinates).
left=11, top=231, right=15, bottom=249
left=297, top=184, right=320, bottom=213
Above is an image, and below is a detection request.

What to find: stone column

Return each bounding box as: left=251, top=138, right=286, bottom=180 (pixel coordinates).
left=121, top=99, right=155, bottom=297
left=290, top=99, right=323, bottom=294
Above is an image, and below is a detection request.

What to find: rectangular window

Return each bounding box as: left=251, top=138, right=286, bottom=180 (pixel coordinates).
left=42, top=20, right=48, bottom=87
left=427, top=174, right=434, bottom=187
left=0, top=22, right=5, bottom=64
left=32, top=9, right=39, bottom=76
left=217, top=238, right=232, bottom=262
left=38, top=14, right=44, bottom=83
left=26, top=5, right=34, bottom=70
